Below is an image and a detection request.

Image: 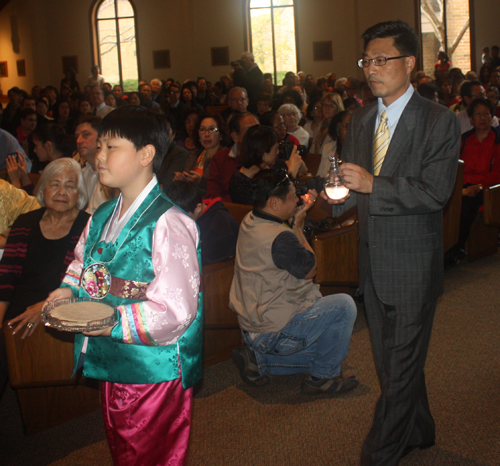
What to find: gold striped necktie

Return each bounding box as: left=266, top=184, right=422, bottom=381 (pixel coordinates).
left=373, top=111, right=389, bottom=176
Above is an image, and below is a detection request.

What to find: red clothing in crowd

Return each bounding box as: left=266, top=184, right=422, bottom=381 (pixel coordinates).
left=435, top=60, right=452, bottom=72
left=205, top=146, right=235, bottom=202
left=205, top=133, right=300, bottom=202
left=460, top=128, right=500, bottom=187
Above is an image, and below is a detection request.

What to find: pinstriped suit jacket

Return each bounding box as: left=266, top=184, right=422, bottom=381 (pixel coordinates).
left=342, top=91, right=461, bottom=306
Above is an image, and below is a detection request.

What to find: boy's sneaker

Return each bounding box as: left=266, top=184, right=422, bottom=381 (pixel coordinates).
left=232, top=346, right=269, bottom=387
left=301, top=373, right=359, bottom=395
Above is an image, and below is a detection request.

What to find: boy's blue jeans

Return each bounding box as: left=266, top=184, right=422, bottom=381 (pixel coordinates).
left=242, top=294, right=357, bottom=379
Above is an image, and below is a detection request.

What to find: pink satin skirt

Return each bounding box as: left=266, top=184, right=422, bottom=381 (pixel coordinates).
left=101, top=379, right=193, bottom=466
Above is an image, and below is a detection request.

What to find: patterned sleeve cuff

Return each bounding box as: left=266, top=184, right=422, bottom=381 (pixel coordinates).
left=113, top=302, right=158, bottom=346
left=62, top=269, right=81, bottom=288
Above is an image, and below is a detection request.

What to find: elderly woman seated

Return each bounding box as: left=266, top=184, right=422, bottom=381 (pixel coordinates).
left=1, top=158, right=89, bottom=329
left=278, top=103, right=309, bottom=146
left=1, top=158, right=89, bottom=392
left=446, top=97, right=500, bottom=265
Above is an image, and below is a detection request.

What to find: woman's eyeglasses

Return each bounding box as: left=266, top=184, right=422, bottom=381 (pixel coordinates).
left=198, top=127, right=219, bottom=134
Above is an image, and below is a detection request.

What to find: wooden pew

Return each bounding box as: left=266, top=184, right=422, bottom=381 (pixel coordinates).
left=206, top=105, right=229, bottom=115
left=202, top=259, right=242, bottom=366
left=200, top=203, right=252, bottom=366
left=223, top=202, right=253, bottom=225
left=466, top=183, right=500, bottom=262
left=311, top=205, right=359, bottom=295
left=3, top=324, right=100, bottom=434
left=311, top=160, right=466, bottom=293
left=482, top=183, right=500, bottom=227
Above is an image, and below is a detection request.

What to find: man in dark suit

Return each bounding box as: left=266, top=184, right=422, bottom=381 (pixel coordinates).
left=162, top=83, right=190, bottom=139
left=323, top=21, right=460, bottom=465
left=233, top=52, right=263, bottom=113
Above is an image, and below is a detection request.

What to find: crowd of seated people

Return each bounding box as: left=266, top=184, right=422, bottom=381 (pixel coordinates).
left=2, top=51, right=500, bottom=410
left=2, top=47, right=500, bottom=262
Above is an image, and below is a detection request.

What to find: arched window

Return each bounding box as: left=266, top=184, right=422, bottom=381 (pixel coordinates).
left=248, top=0, right=297, bottom=85
left=94, top=0, right=139, bottom=91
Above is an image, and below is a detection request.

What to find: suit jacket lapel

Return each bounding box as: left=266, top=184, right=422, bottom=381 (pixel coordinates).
left=380, top=92, right=421, bottom=176
left=357, top=104, right=378, bottom=173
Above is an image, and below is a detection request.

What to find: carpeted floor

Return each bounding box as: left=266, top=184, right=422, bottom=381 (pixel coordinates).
left=1, top=253, right=499, bottom=466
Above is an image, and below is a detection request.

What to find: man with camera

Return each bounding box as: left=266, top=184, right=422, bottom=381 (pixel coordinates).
left=229, top=169, right=358, bottom=394
left=232, top=52, right=263, bottom=113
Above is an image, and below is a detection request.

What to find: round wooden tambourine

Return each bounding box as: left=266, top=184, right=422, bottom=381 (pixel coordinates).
left=42, top=298, right=117, bottom=333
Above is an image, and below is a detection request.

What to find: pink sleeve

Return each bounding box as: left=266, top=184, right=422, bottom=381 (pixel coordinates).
left=115, top=208, right=201, bottom=346
left=61, top=216, right=91, bottom=290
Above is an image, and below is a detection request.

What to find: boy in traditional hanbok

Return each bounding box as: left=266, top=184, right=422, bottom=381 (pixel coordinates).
left=44, top=106, right=203, bottom=465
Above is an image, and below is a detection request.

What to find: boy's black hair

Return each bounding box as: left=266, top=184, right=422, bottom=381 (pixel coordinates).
left=252, top=168, right=291, bottom=209
left=362, top=20, right=419, bottom=59
left=240, top=125, right=278, bottom=169
left=164, top=180, right=203, bottom=213
left=98, top=105, right=170, bottom=174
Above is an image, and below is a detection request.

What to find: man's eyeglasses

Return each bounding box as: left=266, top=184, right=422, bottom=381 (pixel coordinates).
left=357, top=55, right=409, bottom=68
left=230, top=97, right=247, bottom=102
left=198, top=127, right=219, bottom=134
